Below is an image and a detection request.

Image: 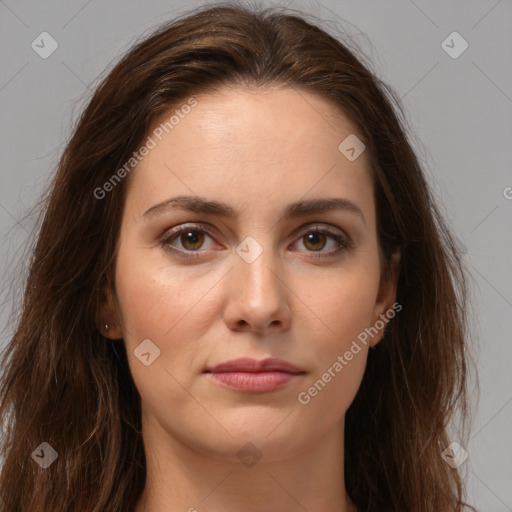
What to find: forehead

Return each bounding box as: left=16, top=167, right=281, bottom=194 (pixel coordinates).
left=146, top=85, right=363, bottom=156
left=124, top=86, right=374, bottom=223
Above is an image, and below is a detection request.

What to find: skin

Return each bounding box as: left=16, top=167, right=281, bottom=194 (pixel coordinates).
left=99, top=85, right=399, bottom=512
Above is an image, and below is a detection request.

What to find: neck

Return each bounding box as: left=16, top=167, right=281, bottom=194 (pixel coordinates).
left=134, top=414, right=357, bottom=512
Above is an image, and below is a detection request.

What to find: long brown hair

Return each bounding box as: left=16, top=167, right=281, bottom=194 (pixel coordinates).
left=0, top=2, right=477, bottom=510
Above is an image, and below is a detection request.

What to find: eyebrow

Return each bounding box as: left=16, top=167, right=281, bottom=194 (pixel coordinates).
left=142, top=195, right=366, bottom=225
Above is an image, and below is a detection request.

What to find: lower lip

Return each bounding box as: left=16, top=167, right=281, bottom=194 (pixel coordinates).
left=207, top=371, right=301, bottom=393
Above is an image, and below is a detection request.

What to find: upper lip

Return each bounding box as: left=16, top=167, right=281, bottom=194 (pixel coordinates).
left=206, top=357, right=304, bottom=374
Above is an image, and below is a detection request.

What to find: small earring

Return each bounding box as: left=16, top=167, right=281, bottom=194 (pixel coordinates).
left=104, top=324, right=109, bottom=331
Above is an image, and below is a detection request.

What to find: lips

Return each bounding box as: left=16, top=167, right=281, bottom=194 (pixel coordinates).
left=205, top=357, right=305, bottom=393
left=206, top=357, right=304, bottom=374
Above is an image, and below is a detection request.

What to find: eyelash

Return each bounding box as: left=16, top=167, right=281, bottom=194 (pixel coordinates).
left=160, top=223, right=352, bottom=260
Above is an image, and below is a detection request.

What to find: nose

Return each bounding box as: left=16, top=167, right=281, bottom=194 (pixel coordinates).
left=222, top=242, right=291, bottom=334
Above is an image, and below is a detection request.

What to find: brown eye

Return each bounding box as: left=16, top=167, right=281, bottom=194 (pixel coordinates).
left=162, top=224, right=217, bottom=257
left=291, top=225, right=350, bottom=259
left=178, top=230, right=206, bottom=251
left=302, top=232, right=328, bottom=252
left=162, top=223, right=350, bottom=261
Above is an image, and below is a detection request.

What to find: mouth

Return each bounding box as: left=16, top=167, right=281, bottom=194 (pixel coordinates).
left=204, top=357, right=306, bottom=393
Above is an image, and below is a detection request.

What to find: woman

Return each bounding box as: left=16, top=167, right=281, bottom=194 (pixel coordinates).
left=0, top=2, right=476, bottom=511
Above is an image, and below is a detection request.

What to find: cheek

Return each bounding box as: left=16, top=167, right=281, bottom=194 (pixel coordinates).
left=115, top=262, right=208, bottom=347
left=113, top=244, right=227, bottom=395
left=290, top=262, right=380, bottom=413
left=113, top=260, right=210, bottom=423
left=296, top=261, right=380, bottom=348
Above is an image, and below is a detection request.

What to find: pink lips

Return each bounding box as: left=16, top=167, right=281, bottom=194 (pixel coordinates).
left=205, top=357, right=305, bottom=393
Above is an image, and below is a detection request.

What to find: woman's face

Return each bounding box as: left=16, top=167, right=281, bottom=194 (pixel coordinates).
left=103, top=86, right=397, bottom=462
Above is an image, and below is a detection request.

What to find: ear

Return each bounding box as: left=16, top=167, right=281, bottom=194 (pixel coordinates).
left=370, top=250, right=401, bottom=347
left=96, top=284, right=123, bottom=340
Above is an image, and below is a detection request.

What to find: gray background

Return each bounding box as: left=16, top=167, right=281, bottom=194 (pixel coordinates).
left=1, top=0, right=511, bottom=510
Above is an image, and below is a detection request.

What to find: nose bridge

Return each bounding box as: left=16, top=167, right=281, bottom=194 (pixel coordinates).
left=225, top=233, right=290, bottom=332
left=235, top=234, right=280, bottom=303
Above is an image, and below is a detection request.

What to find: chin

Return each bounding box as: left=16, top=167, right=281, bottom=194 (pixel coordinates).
left=200, top=419, right=313, bottom=464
